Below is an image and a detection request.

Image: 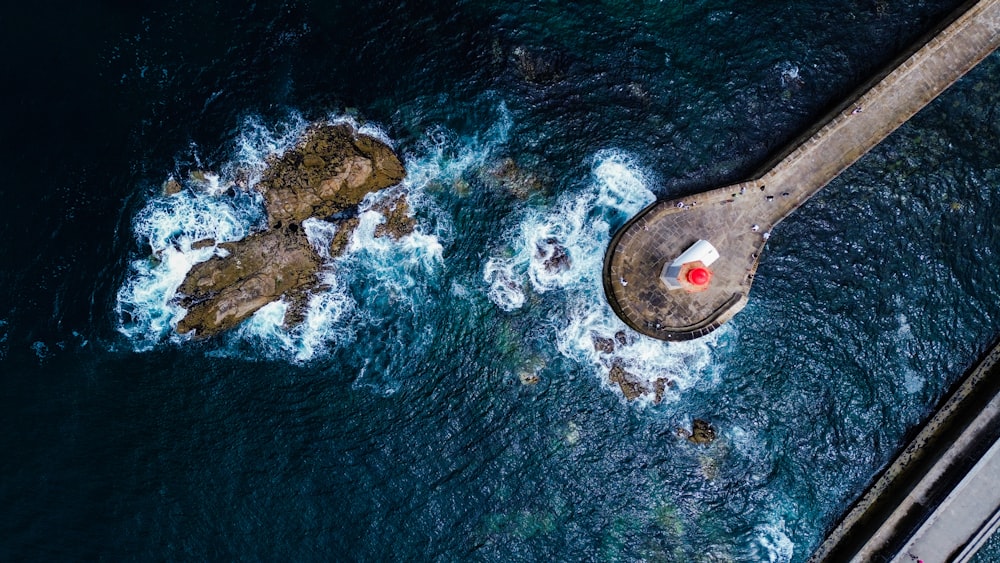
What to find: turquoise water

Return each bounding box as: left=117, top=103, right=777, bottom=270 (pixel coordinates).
left=2, top=1, right=999, bottom=560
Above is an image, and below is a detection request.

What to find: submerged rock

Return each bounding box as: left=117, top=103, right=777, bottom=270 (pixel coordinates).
left=488, top=157, right=545, bottom=198
left=172, top=122, right=406, bottom=338
left=678, top=419, right=717, bottom=445
left=512, top=46, right=567, bottom=84
left=519, top=371, right=540, bottom=385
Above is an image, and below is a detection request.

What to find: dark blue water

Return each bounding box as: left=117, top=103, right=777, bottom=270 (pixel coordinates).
left=3, top=1, right=999, bottom=560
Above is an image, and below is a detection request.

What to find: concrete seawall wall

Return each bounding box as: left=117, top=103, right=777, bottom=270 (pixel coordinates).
left=809, top=338, right=1000, bottom=561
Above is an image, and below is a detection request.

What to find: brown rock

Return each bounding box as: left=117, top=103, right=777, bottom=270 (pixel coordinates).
left=373, top=194, right=416, bottom=240
left=328, top=216, right=360, bottom=258
left=171, top=122, right=408, bottom=338
left=536, top=237, right=571, bottom=274
left=608, top=362, right=649, bottom=401
left=653, top=378, right=667, bottom=404
left=687, top=419, right=717, bottom=445
left=174, top=228, right=321, bottom=337
left=615, top=331, right=630, bottom=347
left=592, top=334, right=615, bottom=354
left=191, top=238, right=216, bottom=250
left=163, top=177, right=183, bottom=196
left=257, top=123, right=405, bottom=228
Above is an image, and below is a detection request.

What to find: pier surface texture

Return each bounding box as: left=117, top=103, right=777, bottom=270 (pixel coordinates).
left=604, top=0, right=1000, bottom=341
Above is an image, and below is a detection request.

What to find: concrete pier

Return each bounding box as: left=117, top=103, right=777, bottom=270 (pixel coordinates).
left=808, top=339, right=1000, bottom=562
left=604, top=0, right=1000, bottom=340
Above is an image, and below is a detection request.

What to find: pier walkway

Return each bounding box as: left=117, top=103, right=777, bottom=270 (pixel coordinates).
left=604, top=0, right=1000, bottom=340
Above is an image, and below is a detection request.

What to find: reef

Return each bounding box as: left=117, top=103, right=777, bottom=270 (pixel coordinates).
left=593, top=332, right=673, bottom=402
left=173, top=122, right=406, bottom=338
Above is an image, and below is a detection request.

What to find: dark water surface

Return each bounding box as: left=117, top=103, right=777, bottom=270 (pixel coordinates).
left=3, top=1, right=999, bottom=561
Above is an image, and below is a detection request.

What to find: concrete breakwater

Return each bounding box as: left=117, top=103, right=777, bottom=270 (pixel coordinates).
left=808, top=338, right=1000, bottom=562
left=604, top=0, right=1000, bottom=341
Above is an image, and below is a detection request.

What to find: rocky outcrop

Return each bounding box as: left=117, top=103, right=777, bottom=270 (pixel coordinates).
left=677, top=419, right=717, bottom=445
left=163, top=177, right=183, bottom=196
left=372, top=193, right=416, bottom=240
left=512, top=46, right=567, bottom=84
left=608, top=363, right=646, bottom=401
left=597, top=334, right=673, bottom=402
left=173, top=122, right=406, bottom=338
left=536, top=237, right=570, bottom=274
left=175, top=228, right=321, bottom=336
left=328, top=216, right=360, bottom=258
left=258, top=123, right=405, bottom=228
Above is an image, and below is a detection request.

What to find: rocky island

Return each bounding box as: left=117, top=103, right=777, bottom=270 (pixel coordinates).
left=174, top=122, right=410, bottom=337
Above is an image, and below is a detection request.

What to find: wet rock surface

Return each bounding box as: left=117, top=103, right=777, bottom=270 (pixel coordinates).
left=372, top=193, right=416, bottom=240
left=259, top=123, right=405, bottom=228
left=536, top=237, right=571, bottom=274
left=608, top=362, right=670, bottom=403
left=173, top=123, right=406, bottom=337
left=176, top=228, right=321, bottom=336
left=678, top=419, right=717, bottom=445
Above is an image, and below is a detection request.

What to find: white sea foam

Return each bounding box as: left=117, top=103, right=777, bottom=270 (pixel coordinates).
left=116, top=187, right=266, bottom=348
left=895, top=312, right=924, bottom=393
left=755, top=520, right=795, bottom=563
left=405, top=102, right=512, bottom=193
left=483, top=150, right=654, bottom=307
left=484, top=149, right=727, bottom=402
left=302, top=217, right=341, bottom=259
left=339, top=191, right=445, bottom=300
left=778, top=62, right=802, bottom=88
left=232, top=269, right=355, bottom=362
left=484, top=257, right=526, bottom=311
left=558, top=306, right=724, bottom=404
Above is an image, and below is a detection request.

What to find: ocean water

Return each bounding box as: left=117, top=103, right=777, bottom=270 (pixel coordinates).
left=2, top=1, right=999, bottom=561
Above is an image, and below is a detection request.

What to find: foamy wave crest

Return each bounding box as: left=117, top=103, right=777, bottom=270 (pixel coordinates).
left=557, top=306, right=724, bottom=404
left=343, top=191, right=445, bottom=298
left=484, top=150, right=655, bottom=309
left=483, top=257, right=525, bottom=311
left=485, top=149, right=727, bottom=402
left=222, top=111, right=386, bottom=191
left=116, top=187, right=266, bottom=348
left=223, top=113, right=310, bottom=189
left=229, top=270, right=355, bottom=362
left=405, top=102, right=512, bottom=193
left=754, top=520, right=795, bottom=563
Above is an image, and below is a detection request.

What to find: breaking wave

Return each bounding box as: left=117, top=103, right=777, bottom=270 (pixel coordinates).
left=484, top=149, right=728, bottom=402
left=115, top=107, right=510, bottom=363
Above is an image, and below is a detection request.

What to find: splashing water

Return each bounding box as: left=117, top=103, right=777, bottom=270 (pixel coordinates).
left=484, top=149, right=729, bottom=402
left=115, top=109, right=517, bottom=362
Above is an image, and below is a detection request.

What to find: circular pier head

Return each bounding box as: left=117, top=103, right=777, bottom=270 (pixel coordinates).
left=603, top=180, right=777, bottom=341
